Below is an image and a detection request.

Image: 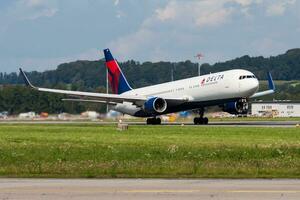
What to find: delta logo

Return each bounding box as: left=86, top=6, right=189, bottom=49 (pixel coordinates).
left=201, top=78, right=206, bottom=86
left=201, top=74, right=224, bottom=86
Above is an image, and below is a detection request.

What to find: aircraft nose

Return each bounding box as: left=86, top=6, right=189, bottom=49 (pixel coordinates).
left=241, top=78, right=259, bottom=96
left=254, top=78, right=259, bottom=91
left=249, top=78, right=259, bottom=94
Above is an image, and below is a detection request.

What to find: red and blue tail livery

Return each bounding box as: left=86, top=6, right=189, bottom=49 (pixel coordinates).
left=104, top=48, right=132, bottom=94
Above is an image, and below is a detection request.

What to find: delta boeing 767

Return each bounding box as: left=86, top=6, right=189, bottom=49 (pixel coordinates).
left=20, top=49, right=275, bottom=125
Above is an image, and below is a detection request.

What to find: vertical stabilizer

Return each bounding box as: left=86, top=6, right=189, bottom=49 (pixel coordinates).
left=103, top=48, right=132, bottom=94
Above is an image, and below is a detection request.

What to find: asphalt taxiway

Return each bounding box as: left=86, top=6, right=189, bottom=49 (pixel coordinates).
left=0, top=179, right=299, bottom=200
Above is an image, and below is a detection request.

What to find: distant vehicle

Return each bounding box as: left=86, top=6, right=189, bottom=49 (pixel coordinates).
left=179, top=111, right=190, bottom=118
left=0, top=111, right=8, bottom=119
left=81, top=111, right=99, bottom=119
left=40, top=112, right=49, bottom=118
left=19, top=112, right=36, bottom=119
left=106, top=110, right=121, bottom=119
left=19, top=49, right=275, bottom=125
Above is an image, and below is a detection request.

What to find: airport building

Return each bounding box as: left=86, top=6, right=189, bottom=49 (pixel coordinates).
left=251, top=101, right=300, bottom=117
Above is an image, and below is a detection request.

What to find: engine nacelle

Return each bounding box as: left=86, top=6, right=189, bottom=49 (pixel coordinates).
left=144, top=97, right=167, bottom=114
left=222, top=99, right=249, bottom=115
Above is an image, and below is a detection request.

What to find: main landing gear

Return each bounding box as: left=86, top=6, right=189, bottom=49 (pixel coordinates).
left=194, top=108, right=209, bottom=125
left=146, top=117, right=161, bottom=125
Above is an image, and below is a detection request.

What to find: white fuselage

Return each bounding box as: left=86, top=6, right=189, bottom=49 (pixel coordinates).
left=113, top=69, right=259, bottom=116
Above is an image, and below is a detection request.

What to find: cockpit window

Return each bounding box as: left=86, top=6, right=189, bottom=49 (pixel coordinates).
left=239, top=75, right=256, bottom=80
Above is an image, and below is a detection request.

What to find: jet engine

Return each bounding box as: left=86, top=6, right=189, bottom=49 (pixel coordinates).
left=222, top=98, right=249, bottom=115
left=143, top=97, right=167, bottom=114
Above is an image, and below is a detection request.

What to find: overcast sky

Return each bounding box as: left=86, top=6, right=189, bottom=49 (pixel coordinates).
left=0, top=0, right=300, bottom=73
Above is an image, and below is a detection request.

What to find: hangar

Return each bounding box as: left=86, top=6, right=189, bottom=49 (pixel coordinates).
left=251, top=101, right=300, bottom=117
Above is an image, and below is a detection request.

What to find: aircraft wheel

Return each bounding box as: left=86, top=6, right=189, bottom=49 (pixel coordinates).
left=146, top=118, right=152, bottom=125
left=194, top=117, right=198, bottom=125
left=156, top=118, right=161, bottom=125
left=203, top=117, right=209, bottom=125
left=194, top=117, right=208, bottom=125
left=147, top=118, right=161, bottom=125
left=194, top=117, right=200, bottom=125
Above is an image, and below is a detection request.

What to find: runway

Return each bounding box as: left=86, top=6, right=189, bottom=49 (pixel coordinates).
left=0, top=120, right=299, bottom=127
left=0, top=179, right=299, bottom=200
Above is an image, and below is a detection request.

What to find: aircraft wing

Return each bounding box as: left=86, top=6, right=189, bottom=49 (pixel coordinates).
left=61, top=98, right=118, bottom=105
left=19, top=68, right=189, bottom=106
left=19, top=68, right=147, bottom=105
left=250, top=72, right=275, bottom=98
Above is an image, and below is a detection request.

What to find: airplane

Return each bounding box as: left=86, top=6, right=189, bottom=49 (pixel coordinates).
left=19, top=48, right=275, bottom=125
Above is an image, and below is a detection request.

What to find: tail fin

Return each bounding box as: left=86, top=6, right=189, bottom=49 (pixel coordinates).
left=103, top=48, right=132, bottom=94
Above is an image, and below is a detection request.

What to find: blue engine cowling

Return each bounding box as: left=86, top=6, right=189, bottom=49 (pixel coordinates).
left=144, top=97, right=167, bottom=114
left=222, top=99, right=248, bottom=114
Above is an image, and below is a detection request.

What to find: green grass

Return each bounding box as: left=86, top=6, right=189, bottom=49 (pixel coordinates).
left=0, top=124, right=299, bottom=178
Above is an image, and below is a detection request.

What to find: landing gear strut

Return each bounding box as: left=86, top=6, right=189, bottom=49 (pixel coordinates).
left=146, top=117, right=161, bottom=125
left=194, top=108, right=209, bottom=125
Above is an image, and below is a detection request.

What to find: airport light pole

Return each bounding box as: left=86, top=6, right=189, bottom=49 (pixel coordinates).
left=171, top=63, right=177, bottom=81
left=171, top=63, right=175, bottom=81
left=195, top=53, right=204, bottom=76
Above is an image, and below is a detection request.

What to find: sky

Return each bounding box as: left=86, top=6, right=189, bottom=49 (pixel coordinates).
left=0, top=0, right=300, bottom=73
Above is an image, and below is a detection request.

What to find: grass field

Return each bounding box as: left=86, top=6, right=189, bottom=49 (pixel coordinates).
left=0, top=124, right=299, bottom=178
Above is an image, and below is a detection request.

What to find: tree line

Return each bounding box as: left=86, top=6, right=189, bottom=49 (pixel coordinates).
left=0, top=48, right=300, bottom=114
left=1, top=48, right=300, bottom=88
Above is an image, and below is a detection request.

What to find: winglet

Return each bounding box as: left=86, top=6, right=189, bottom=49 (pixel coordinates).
left=19, top=68, right=36, bottom=89
left=267, top=72, right=275, bottom=91
left=250, top=72, right=275, bottom=98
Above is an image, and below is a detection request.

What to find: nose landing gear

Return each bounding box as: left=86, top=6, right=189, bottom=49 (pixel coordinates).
left=146, top=117, right=161, bottom=125
left=194, top=108, right=209, bottom=125
left=194, top=117, right=208, bottom=125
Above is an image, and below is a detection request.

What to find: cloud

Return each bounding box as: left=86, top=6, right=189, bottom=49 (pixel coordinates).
left=108, top=0, right=295, bottom=60
left=195, top=7, right=234, bottom=28
left=155, top=1, right=234, bottom=28
left=116, top=10, right=125, bottom=19
left=154, top=0, right=264, bottom=25
left=114, top=0, right=120, bottom=6
left=108, top=29, right=158, bottom=61
left=107, top=0, right=298, bottom=63
left=233, top=0, right=262, bottom=7
left=155, top=1, right=176, bottom=21
left=250, top=38, right=287, bottom=56
left=25, top=0, right=45, bottom=7
left=233, top=0, right=253, bottom=6
left=2, top=0, right=297, bottom=73
left=108, top=0, right=241, bottom=61
left=266, top=0, right=296, bottom=16
left=11, top=0, right=58, bottom=20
